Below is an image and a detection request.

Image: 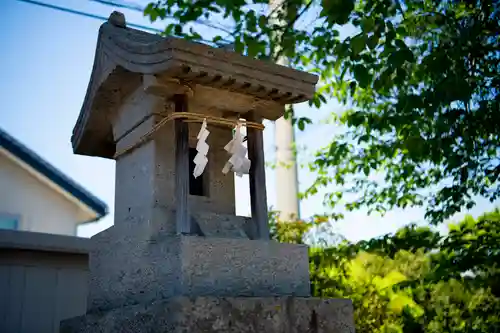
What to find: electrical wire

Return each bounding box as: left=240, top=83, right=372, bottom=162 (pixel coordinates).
left=89, top=0, right=235, bottom=36
left=90, top=0, right=143, bottom=12
left=16, top=0, right=234, bottom=44
left=15, top=0, right=163, bottom=33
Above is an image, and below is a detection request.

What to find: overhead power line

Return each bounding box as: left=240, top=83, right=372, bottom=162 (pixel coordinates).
left=16, top=0, right=235, bottom=44
left=90, top=0, right=143, bottom=12
left=15, top=0, right=163, bottom=33
left=89, top=0, right=236, bottom=37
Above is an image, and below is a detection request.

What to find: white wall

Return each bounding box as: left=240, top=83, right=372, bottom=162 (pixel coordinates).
left=0, top=152, right=88, bottom=236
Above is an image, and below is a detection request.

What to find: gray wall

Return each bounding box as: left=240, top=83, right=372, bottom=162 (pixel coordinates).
left=0, top=230, right=90, bottom=333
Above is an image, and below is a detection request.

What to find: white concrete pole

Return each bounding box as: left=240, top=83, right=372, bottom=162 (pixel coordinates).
left=269, top=0, right=301, bottom=222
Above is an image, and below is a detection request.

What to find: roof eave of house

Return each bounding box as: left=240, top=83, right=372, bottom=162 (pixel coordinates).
left=0, top=128, right=109, bottom=222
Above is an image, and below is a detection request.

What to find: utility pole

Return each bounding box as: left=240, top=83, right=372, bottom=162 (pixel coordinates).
left=269, top=0, right=301, bottom=222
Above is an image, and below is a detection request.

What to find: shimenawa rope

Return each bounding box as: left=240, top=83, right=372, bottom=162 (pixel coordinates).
left=113, top=112, right=264, bottom=159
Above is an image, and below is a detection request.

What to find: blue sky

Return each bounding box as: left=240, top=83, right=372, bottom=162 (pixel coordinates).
left=0, top=0, right=496, bottom=241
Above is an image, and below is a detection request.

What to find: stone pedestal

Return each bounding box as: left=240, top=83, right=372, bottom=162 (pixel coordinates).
left=62, top=221, right=356, bottom=333
left=61, top=297, right=355, bottom=333
left=86, top=225, right=311, bottom=313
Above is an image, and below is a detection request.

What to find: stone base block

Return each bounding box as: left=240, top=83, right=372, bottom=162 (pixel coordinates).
left=88, top=227, right=311, bottom=312
left=61, top=296, right=355, bottom=333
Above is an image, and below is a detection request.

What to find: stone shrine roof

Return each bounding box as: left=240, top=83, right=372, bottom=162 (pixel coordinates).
left=72, top=12, right=318, bottom=159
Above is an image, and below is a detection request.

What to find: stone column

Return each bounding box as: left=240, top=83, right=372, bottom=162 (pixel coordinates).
left=111, top=78, right=178, bottom=238
left=247, top=112, right=270, bottom=240
left=173, top=94, right=191, bottom=235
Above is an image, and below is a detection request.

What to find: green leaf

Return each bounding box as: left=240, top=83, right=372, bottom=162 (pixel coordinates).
left=322, top=0, right=354, bottom=25
left=174, top=24, right=182, bottom=35
left=246, top=10, right=258, bottom=33
left=349, top=81, right=357, bottom=96
left=367, top=34, right=379, bottom=50
left=395, top=39, right=407, bottom=50
left=234, top=37, right=244, bottom=54
left=352, top=64, right=371, bottom=88
left=313, top=95, right=321, bottom=108
left=298, top=118, right=305, bottom=131
left=258, top=15, right=267, bottom=30
left=361, top=17, right=375, bottom=32
left=350, top=34, right=366, bottom=56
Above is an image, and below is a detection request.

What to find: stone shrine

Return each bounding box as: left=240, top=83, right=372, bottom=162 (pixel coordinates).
left=61, top=12, right=355, bottom=333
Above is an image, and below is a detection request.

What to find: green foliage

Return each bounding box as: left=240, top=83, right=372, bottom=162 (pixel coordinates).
left=434, top=209, right=500, bottom=296
left=309, top=0, right=500, bottom=224
left=145, top=0, right=500, bottom=225
left=269, top=210, right=330, bottom=244
left=273, top=209, right=500, bottom=332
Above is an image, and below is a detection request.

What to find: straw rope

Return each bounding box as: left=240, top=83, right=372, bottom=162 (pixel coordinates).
left=113, top=112, right=264, bottom=159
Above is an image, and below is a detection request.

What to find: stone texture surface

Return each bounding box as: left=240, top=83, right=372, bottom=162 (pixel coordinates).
left=112, top=82, right=237, bottom=232
left=87, top=228, right=311, bottom=312
left=194, top=211, right=250, bottom=238
left=61, top=296, right=355, bottom=333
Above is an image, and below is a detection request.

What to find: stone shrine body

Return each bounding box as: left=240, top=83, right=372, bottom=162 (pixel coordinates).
left=61, top=12, right=354, bottom=333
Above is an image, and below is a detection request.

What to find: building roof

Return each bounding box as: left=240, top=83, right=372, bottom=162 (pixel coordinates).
left=0, top=127, right=108, bottom=219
